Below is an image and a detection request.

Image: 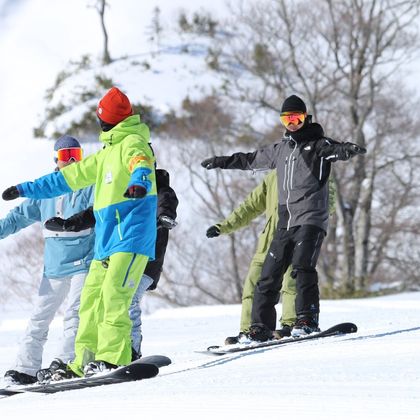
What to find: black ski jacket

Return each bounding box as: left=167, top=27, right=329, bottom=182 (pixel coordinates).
left=209, top=122, right=344, bottom=232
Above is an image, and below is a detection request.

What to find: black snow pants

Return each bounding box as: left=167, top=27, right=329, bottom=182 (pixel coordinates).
left=251, top=224, right=325, bottom=330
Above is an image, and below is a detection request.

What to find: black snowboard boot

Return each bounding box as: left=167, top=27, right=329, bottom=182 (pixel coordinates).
left=37, top=358, right=78, bottom=383
left=224, top=332, right=248, bottom=345
left=84, top=360, right=118, bottom=377
left=291, top=316, right=320, bottom=337
left=248, top=323, right=273, bottom=342
left=4, top=370, right=37, bottom=385
left=131, top=347, right=142, bottom=361
left=273, top=324, right=292, bottom=339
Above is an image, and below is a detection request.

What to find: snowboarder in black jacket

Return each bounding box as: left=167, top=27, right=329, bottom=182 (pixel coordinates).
left=201, top=95, right=366, bottom=340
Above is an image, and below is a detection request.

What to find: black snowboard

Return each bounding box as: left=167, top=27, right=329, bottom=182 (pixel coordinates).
left=0, top=355, right=171, bottom=397
left=201, top=322, right=357, bottom=355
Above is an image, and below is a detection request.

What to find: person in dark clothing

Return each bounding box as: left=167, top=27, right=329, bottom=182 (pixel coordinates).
left=43, top=168, right=178, bottom=358
left=201, top=95, right=366, bottom=340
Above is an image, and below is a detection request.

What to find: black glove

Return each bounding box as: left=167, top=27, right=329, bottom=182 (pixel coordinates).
left=321, top=142, right=366, bottom=162
left=2, top=186, right=20, bottom=201
left=124, top=185, right=147, bottom=199
left=45, top=207, right=96, bottom=232
left=206, top=225, right=221, bottom=238
left=201, top=157, right=218, bottom=170
left=345, top=142, right=367, bottom=157
left=44, top=217, right=68, bottom=232
left=158, top=215, right=178, bottom=230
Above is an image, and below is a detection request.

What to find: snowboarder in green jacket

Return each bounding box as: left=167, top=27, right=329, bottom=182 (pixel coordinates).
left=2, top=87, right=157, bottom=378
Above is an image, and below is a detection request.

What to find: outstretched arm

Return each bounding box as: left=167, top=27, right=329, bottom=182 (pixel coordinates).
left=317, top=138, right=366, bottom=162
left=2, top=153, right=98, bottom=202
left=0, top=199, right=41, bottom=239
left=201, top=144, right=278, bottom=171
left=206, top=171, right=275, bottom=238
left=122, top=136, right=156, bottom=199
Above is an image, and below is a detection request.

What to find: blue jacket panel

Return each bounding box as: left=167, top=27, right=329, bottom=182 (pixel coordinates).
left=0, top=186, right=95, bottom=278
left=93, top=195, right=157, bottom=261
left=17, top=171, right=72, bottom=198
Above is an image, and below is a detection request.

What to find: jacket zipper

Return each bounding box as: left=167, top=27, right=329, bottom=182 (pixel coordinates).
left=286, top=138, right=297, bottom=230
left=115, top=209, right=123, bottom=240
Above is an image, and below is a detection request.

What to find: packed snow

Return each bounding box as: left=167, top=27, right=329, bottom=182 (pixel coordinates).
left=0, top=292, right=419, bottom=419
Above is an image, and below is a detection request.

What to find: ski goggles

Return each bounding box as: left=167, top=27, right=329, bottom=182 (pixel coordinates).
left=280, top=112, right=306, bottom=126
left=54, top=148, right=83, bottom=163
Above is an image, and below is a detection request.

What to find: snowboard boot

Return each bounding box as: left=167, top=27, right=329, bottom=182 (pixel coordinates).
left=291, top=317, right=320, bottom=337
left=84, top=360, right=118, bottom=377
left=224, top=332, right=249, bottom=345
left=4, top=370, right=37, bottom=385
left=248, top=323, right=273, bottom=342
left=37, top=358, right=79, bottom=383
left=272, top=324, right=292, bottom=340
left=131, top=347, right=142, bottom=361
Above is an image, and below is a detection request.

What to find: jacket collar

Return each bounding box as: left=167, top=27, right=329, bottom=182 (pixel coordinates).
left=283, top=122, right=324, bottom=146
left=99, top=115, right=148, bottom=146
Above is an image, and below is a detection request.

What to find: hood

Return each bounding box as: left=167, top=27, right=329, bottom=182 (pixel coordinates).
left=99, top=115, right=150, bottom=147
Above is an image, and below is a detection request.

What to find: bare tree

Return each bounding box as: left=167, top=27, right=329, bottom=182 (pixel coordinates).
left=89, top=0, right=112, bottom=65
left=147, top=6, right=163, bottom=52
left=153, top=96, right=265, bottom=305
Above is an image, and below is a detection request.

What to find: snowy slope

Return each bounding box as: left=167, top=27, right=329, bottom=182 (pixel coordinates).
left=0, top=292, right=419, bottom=420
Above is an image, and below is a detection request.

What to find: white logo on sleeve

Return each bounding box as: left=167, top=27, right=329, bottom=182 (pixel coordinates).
left=105, top=172, right=113, bottom=184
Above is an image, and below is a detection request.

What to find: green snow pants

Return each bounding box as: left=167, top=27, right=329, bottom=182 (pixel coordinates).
left=240, top=258, right=296, bottom=333
left=69, top=252, right=148, bottom=376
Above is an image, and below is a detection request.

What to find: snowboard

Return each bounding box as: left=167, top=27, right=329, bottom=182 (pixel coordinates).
left=200, top=322, right=357, bottom=355
left=0, top=355, right=171, bottom=397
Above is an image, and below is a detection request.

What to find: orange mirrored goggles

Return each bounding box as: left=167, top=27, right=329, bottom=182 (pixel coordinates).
left=279, top=112, right=306, bottom=126
left=54, top=148, right=83, bottom=163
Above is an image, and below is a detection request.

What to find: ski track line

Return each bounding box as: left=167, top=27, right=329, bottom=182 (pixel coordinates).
left=158, top=334, right=354, bottom=377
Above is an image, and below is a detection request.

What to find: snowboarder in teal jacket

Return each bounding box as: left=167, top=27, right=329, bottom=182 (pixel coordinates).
left=1, top=135, right=94, bottom=385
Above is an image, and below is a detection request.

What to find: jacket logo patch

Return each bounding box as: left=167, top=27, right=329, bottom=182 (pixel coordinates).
left=304, top=146, right=312, bottom=151
left=105, top=172, right=113, bottom=184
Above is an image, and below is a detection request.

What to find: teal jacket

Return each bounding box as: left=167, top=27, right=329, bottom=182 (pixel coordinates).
left=0, top=187, right=94, bottom=278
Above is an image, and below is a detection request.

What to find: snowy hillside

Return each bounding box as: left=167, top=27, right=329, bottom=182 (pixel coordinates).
left=0, top=292, right=419, bottom=419
left=0, top=0, right=226, bottom=214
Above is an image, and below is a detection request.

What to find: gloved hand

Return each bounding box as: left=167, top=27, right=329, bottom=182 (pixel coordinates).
left=124, top=185, right=147, bottom=199
left=44, top=217, right=80, bottom=232
left=320, top=142, right=366, bottom=162
left=206, top=225, right=221, bottom=238
left=201, top=157, right=218, bottom=170
left=2, top=186, right=20, bottom=201
left=158, top=215, right=178, bottom=230
left=345, top=142, right=367, bottom=157
left=44, top=217, right=67, bottom=232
